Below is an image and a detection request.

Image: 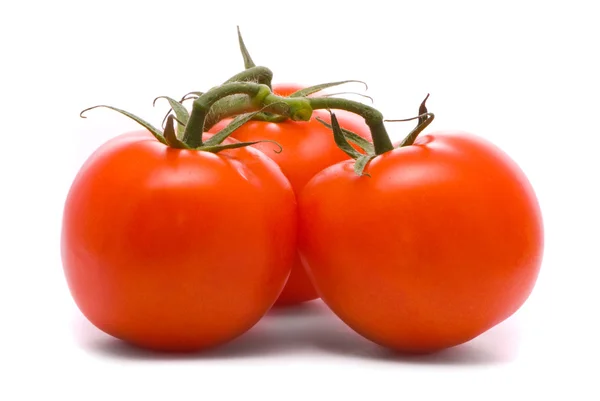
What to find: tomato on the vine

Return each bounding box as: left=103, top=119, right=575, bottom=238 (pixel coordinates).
left=62, top=130, right=297, bottom=351
left=211, top=83, right=372, bottom=306
left=298, top=129, right=543, bottom=352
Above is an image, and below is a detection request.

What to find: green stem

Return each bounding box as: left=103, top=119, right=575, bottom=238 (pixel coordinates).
left=183, top=82, right=312, bottom=148
left=184, top=82, right=394, bottom=154
left=203, top=95, right=257, bottom=131
left=183, top=83, right=262, bottom=147
left=251, top=113, right=289, bottom=123
left=200, top=87, right=394, bottom=155
left=200, top=67, right=273, bottom=131
left=308, top=97, right=393, bottom=155
left=224, top=66, right=273, bottom=86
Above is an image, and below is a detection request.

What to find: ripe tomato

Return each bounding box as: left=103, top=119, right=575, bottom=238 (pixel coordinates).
left=211, top=83, right=372, bottom=305
left=61, top=130, right=297, bottom=351
left=298, top=131, right=544, bottom=352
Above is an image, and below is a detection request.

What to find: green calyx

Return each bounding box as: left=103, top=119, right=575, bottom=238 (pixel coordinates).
left=79, top=100, right=284, bottom=154
left=237, top=26, right=256, bottom=70
left=385, top=94, right=435, bottom=147
left=314, top=94, right=436, bottom=176
left=316, top=112, right=376, bottom=176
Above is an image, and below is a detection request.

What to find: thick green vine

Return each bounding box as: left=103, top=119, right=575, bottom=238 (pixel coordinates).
left=80, top=27, right=434, bottom=166
left=81, top=80, right=433, bottom=163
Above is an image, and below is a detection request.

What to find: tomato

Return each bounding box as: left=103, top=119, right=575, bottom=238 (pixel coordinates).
left=298, top=131, right=544, bottom=352
left=211, top=83, right=372, bottom=306
left=61, top=130, right=297, bottom=351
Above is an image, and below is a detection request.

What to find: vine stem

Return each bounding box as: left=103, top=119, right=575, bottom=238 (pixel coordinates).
left=223, top=66, right=273, bottom=86
left=182, top=82, right=394, bottom=154
left=308, top=97, right=393, bottom=155
left=182, top=82, right=312, bottom=148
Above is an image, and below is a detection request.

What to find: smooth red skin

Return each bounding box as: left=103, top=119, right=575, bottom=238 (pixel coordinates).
left=62, top=131, right=297, bottom=351
left=211, top=83, right=372, bottom=306
left=298, top=131, right=544, bottom=352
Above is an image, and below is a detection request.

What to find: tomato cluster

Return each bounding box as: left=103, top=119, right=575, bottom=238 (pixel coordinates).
left=61, top=30, right=543, bottom=354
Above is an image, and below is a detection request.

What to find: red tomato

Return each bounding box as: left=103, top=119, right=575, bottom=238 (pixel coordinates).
left=61, top=130, right=297, bottom=351
left=298, top=131, right=544, bottom=352
left=211, top=83, right=372, bottom=306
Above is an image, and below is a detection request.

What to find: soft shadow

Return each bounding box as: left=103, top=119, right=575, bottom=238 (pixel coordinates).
left=71, top=300, right=333, bottom=361
left=314, top=317, right=522, bottom=365
left=72, top=300, right=520, bottom=365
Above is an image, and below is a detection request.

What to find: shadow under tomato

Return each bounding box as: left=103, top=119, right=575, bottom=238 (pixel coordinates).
left=72, top=300, right=521, bottom=365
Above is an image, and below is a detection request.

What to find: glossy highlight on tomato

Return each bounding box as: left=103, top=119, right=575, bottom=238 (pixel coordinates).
left=61, top=130, right=297, bottom=351
left=298, top=130, right=544, bottom=352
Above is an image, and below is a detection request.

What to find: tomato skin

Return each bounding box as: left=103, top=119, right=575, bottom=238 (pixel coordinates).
left=298, top=131, right=544, bottom=352
left=211, top=83, right=372, bottom=306
left=61, top=131, right=297, bottom=351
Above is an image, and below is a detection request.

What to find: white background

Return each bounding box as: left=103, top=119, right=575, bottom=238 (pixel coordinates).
left=1, top=0, right=599, bottom=399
